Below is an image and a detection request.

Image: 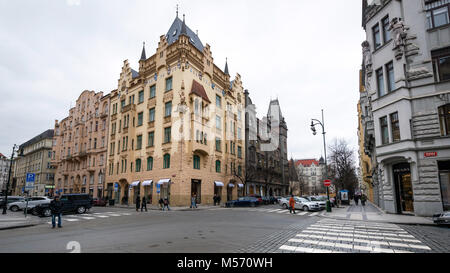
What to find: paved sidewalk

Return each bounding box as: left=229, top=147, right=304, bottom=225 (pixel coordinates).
left=320, top=201, right=435, bottom=226
left=0, top=214, right=42, bottom=230
left=107, top=204, right=224, bottom=211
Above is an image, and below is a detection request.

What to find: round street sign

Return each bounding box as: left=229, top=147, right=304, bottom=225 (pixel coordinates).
left=324, top=180, right=331, bottom=187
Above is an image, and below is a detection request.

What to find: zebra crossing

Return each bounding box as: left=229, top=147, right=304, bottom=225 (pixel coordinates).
left=210, top=207, right=325, bottom=217
left=46, top=211, right=134, bottom=225
left=278, top=218, right=433, bottom=253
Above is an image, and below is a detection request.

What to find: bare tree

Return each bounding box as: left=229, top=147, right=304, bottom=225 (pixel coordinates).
left=328, top=138, right=359, bottom=196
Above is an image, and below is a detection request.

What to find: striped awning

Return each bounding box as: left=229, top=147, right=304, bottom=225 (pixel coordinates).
left=214, top=181, right=224, bottom=187
left=228, top=184, right=235, bottom=188
left=130, top=181, right=140, bottom=187
left=142, top=180, right=153, bottom=186
left=157, top=179, right=171, bottom=185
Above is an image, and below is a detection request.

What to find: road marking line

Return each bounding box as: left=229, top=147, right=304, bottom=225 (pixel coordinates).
left=318, top=241, right=336, bottom=247
left=79, top=217, right=96, bottom=220
left=65, top=219, right=79, bottom=222
left=353, top=245, right=373, bottom=251
left=297, top=212, right=308, bottom=216
left=268, top=209, right=282, bottom=212
left=279, top=245, right=296, bottom=251
left=408, top=244, right=431, bottom=250
left=334, top=243, right=353, bottom=249
left=94, top=215, right=110, bottom=218
left=293, top=247, right=316, bottom=253
left=107, top=214, right=121, bottom=216
left=388, top=242, right=410, bottom=248
left=288, top=239, right=304, bottom=243
left=309, top=212, right=319, bottom=217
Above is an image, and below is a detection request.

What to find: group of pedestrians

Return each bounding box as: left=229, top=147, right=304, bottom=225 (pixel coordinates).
left=135, top=195, right=149, bottom=212
left=353, top=193, right=367, bottom=206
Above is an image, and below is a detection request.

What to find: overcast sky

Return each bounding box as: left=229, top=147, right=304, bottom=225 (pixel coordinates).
left=0, top=0, right=365, bottom=161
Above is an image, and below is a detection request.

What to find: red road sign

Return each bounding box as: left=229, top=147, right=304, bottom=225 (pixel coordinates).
left=324, top=180, right=331, bottom=187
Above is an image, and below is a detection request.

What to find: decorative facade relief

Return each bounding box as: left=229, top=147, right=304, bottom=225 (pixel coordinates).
left=389, top=17, right=408, bottom=60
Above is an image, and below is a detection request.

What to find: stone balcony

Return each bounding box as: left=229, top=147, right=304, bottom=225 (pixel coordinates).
left=121, top=103, right=136, bottom=113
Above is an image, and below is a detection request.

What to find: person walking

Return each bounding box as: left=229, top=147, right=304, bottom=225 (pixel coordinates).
left=354, top=194, right=359, bottom=206
left=217, top=195, right=221, bottom=206
left=135, top=195, right=141, bottom=212
left=361, top=194, right=367, bottom=206
left=190, top=194, right=197, bottom=209
left=289, top=195, right=296, bottom=214
left=159, top=198, right=164, bottom=210
left=163, top=197, right=171, bottom=211
left=213, top=194, right=217, bottom=206
left=141, top=196, right=148, bottom=212
left=50, top=195, right=63, bottom=229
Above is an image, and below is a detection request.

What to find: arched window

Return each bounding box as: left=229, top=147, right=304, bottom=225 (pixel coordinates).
left=163, top=154, right=170, bottom=169
left=215, top=160, right=221, bottom=173
left=147, top=157, right=153, bottom=171
left=135, top=159, right=141, bottom=172
left=193, top=155, right=200, bottom=169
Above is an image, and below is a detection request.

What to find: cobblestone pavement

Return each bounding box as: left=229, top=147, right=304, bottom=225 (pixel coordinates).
left=399, top=224, right=450, bottom=253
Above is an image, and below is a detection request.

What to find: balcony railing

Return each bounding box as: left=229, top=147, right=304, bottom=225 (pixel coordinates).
left=121, top=104, right=136, bottom=113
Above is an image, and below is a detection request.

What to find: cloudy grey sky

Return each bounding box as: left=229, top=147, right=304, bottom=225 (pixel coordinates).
left=0, top=0, right=365, bottom=160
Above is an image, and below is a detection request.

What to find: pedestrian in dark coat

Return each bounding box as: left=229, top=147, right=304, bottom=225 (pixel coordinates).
left=361, top=194, right=367, bottom=206
left=354, top=194, right=359, bottom=206
left=159, top=198, right=164, bottom=210
left=213, top=194, right=217, bottom=206
left=141, top=196, right=147, bottom=212
left=163, top=198, right=171, bottom=211
left=50, top=195, right=63, bottom=228
left=217, top=195, right=221, bottom=206
left=135, top=195, right=141, bottom=212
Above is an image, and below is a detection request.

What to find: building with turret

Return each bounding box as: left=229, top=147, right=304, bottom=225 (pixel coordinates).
left=105, top=14, right=246, bottom=206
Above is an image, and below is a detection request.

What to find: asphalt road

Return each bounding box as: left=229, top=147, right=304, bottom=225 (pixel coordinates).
left=0, top=205, right=318, bottom=253
left=1, top=205, right=449, bottom=253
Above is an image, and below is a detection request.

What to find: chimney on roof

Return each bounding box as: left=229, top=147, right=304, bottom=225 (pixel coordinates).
left=181, top=14, right=187, bottom=35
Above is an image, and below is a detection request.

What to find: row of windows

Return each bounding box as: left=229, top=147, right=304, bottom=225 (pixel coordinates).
left=108, top=155, right=242, bottom=176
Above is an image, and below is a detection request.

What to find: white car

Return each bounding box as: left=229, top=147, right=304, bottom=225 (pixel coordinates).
left=279, top=197, right=320, bottom=211
left=8, top=196, right=52, bottom=212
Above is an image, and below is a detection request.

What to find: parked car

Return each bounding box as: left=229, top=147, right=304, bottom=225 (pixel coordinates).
left=279, top=196, right=320, bottom=211
left=269, top=196, right=278, bottom=204
left=304, top=196, right=327, bottom=210
left=248, top=194, right=263, bottom=205
left=261, top=196, right=271, bottom=205
left=8, top=196, right=52, bottom=212
left=274, top=196, right=284, bottom=204
left=226, top=197, right=260, bottom=208
left=34, top=194, right=93, bottom=217
left=433, top=212, right=450, bottom=225
left=0, top=196, right=25, bottom=209
left=92, top=198, right=107, bottom=207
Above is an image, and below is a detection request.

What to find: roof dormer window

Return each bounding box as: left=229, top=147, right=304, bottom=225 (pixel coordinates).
left=172, top=29, right=177, bottom=36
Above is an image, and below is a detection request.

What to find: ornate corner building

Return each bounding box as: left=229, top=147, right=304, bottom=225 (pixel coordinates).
left=360, top=0, right=450, bottom=216
left=51, top=91, right=111, bottom=198
left=104, top=14, right=246, bottom=207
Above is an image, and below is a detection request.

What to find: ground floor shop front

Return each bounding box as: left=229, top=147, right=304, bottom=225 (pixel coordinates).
left=105, top=178, right=243, bottom=207
left=377, top=149, right=450, bottom=216
left=245, top=182, right=289, bottom=197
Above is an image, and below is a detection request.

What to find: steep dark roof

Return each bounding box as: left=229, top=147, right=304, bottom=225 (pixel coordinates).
left=190, top=80, right=211, bottom=103
left=166, top=16, right=204, bottom=52
left=140, top=42, right=147, bottom=61
left=131, top=69, right=139, bottom=79
left=19, top=129, right=54, bottom=150
left=224, top=58, right=229, bottom=76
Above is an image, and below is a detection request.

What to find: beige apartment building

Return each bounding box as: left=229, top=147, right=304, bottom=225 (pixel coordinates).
left=13, top=130, right=56, bottom=196
left=52, top=90, right=110, bottom=198
left=105, top=14, right=246, bottom=207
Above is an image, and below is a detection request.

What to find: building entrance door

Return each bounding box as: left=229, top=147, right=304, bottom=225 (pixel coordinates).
left=227, top=185, right=233, bottom=201
left=191, top=179, right=201, bottom=204
left=393, top=163, right=414, bottom=214
left=438, top=161, right=450, bottom=211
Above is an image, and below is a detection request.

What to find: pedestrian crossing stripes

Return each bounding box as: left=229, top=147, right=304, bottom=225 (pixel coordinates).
left=46, top=211, right=136, bottom=225
left=278, top=219, right=432, bottom=253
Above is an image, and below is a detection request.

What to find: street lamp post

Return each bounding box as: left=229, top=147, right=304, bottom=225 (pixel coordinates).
left=311, top=109, right=331, bottom=212
left=2, top=144, right=19, bottom=215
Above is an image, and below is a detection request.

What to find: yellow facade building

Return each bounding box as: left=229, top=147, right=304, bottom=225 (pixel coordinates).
left=105, top=15, right=246, bottom=207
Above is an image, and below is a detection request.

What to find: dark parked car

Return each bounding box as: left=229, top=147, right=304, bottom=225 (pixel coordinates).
left=248, top=194, right=263, bottom=205
left=226, top=197, right=260, bottom=208
left=261, top=196, right=271, bottom=205
left=433, top=212, right=450, bottom=225
left=34, top=194, right=93, bottom=217
left=93, top=198, right=107, bottom=207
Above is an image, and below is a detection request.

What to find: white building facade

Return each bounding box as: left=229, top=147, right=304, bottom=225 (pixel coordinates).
left=362, top=0, right=450, bottom=216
